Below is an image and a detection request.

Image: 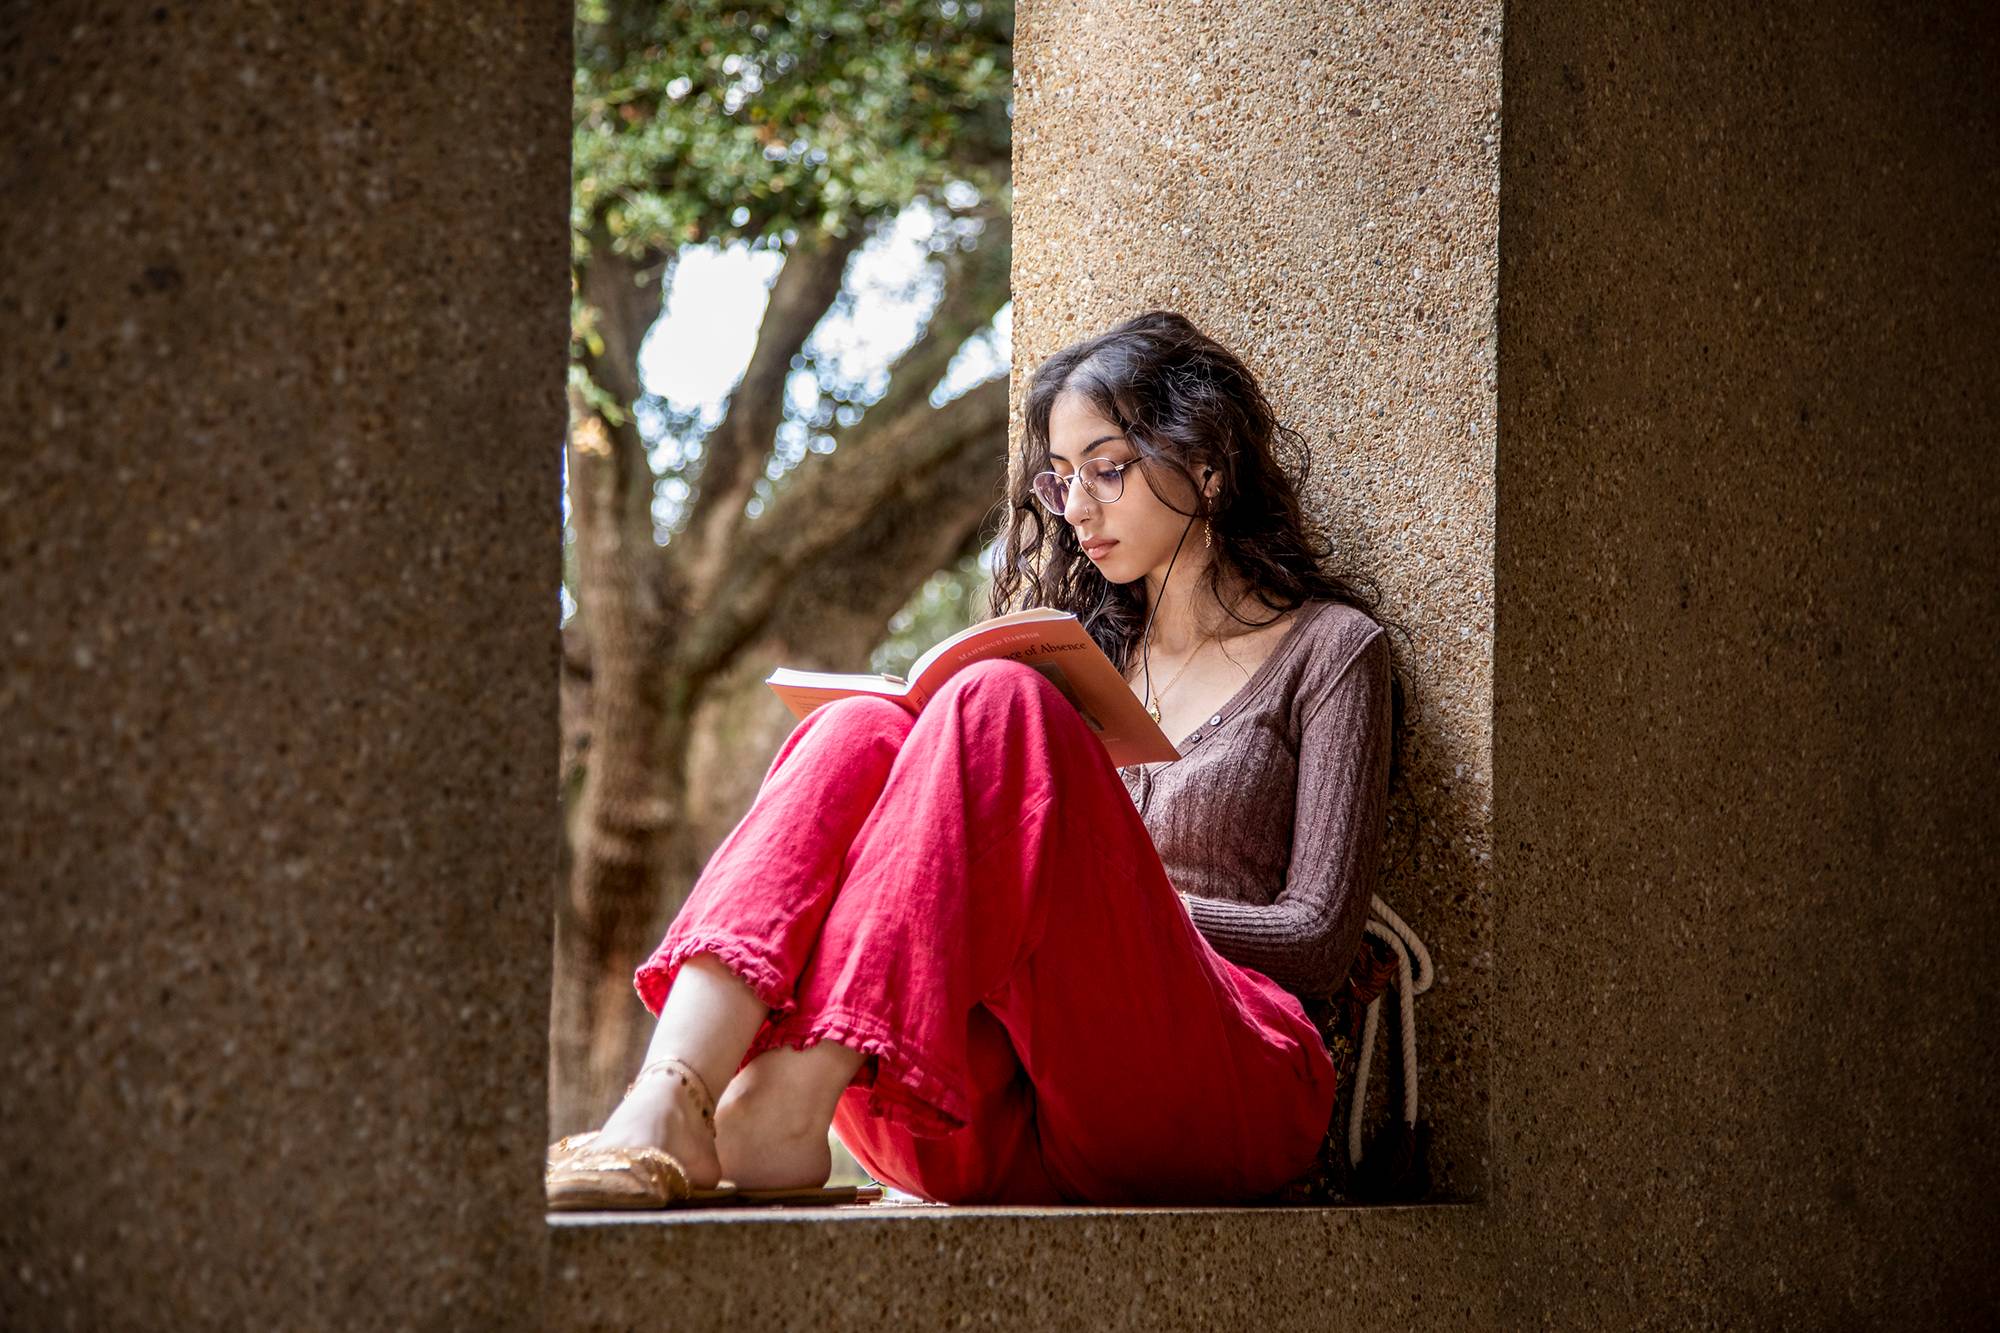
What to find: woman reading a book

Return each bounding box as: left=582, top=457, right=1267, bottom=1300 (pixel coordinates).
left=548, top=309, right=1404, bottom=1208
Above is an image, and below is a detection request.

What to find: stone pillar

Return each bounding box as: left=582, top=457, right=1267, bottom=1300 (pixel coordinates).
left=2, top=4, right=571, bottom=1325
left=1493, top=0, right=1999, bottom=1320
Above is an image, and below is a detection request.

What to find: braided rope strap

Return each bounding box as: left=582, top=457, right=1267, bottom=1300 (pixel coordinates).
left=1346, top=894, right=1434, bottom=1171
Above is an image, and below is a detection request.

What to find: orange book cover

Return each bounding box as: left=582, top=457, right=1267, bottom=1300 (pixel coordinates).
left=765, top=607, right=1179, bottom=768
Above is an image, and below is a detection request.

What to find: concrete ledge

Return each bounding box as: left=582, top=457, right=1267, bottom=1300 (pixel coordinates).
left=549, top=1199, right=1478, bottom=1225
left=546, top=1203, right=1492, bottom=1331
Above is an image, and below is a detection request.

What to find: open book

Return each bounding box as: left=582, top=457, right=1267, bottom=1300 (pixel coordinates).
left=765, top=607, right=1180, bottom=768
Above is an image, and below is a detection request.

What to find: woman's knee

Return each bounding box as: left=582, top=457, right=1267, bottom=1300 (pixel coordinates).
left=929, top=658, right=1053, bottom=713
left=806, top=693, right=915, bottom=742
left=774, top=695, right=913, bottom=780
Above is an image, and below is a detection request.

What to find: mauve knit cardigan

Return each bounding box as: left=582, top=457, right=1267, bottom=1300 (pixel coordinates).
left=1119, top=599, right=1394, bottom=1002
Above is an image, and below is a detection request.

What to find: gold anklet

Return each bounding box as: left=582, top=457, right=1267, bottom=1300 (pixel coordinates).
left=625, top=1055, right=716, bottom=1124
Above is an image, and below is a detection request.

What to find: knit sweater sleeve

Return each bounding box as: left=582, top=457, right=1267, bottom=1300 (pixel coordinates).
left=1179, top=628, right=1393, bottom=998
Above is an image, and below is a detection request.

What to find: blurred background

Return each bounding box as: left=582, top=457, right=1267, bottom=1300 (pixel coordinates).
left=556, top=0, right=1015, bottom=1189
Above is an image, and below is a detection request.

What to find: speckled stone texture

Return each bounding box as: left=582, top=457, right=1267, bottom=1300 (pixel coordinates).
left=1, top=3, right=570, bottom=1328
left=1488, top=0, right=1999, bottom=1321
left=548, top=1205, right=1494, bottom=1328
left=1009, top=0, right=1503, bottom=1203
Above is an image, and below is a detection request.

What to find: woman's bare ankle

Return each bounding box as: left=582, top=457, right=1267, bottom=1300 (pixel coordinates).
left=714, top=1098, right=834, bottom=1191
left=592, top=1075, right=723, bottom=1189
left=708, top=1039, right=862, bottom=1190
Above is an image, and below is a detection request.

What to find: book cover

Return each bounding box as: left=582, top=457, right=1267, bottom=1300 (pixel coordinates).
left=765, top=607, right=1180, bottom=768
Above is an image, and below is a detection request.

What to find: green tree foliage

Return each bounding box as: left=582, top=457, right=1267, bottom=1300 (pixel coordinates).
left=571, top=0, right=1011, bottom=423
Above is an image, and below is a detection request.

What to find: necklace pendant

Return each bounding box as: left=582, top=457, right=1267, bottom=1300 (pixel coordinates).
left=1147, top=700, right=1161, bottom=722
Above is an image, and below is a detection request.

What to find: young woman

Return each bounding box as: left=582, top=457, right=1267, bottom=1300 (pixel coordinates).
left=547, top=309, right=1405, bottom=1208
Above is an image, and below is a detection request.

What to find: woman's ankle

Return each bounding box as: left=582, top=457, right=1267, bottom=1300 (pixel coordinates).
left=716, top=1038, right=865, bottom=1140
left=714, top=1106, right=834, bottom=1190
left=599, top=1072, right=712, bottom=1148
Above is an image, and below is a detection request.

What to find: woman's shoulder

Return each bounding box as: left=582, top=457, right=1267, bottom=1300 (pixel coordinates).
left=1278, top=601, right=1388, bottom=711
left=1296, top=598, right=1387, bottom=661
left=1232, top=599, right=1380, bottom=700
left=1274, top=602, right=1389, bottom=734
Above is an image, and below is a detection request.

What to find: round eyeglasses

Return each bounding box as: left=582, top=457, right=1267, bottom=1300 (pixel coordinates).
left=1031, top=457, right=1135, bottom=515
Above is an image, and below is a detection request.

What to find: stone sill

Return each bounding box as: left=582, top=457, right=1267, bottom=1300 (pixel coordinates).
left=546, top=1201, right=1486, bottom=1327
left=548, top=1199, right=1478, bottom=1228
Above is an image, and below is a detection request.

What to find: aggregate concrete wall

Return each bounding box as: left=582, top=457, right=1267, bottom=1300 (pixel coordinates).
left=1489, top=0, right=1999, bottom=1320
left=1, top=4, right=571, bottom=1327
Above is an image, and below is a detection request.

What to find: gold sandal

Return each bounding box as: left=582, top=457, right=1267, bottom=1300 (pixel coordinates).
left=546, top=1055, right=891, bottom=1210
left=545, top=1056, right=735, bottom=1211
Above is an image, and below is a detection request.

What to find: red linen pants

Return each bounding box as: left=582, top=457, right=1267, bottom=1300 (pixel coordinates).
left=634, top=657, right=1338, bottom=1205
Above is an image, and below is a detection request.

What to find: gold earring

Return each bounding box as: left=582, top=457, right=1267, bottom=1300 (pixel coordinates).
left=1203, top=519, right=1212, bottom=549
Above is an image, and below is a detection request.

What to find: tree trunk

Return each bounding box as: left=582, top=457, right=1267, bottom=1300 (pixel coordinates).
left=550, top=215, right=1010, bottom=1137
left=548, top=405, right=687, bottom=1138
left=551, top=498, right=999, bottom=1138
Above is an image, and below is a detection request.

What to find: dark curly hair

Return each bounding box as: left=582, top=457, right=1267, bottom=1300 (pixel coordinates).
left=986, top=308, right=1411, bottom=785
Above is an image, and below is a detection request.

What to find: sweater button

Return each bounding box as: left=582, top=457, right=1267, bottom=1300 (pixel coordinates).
left=1209, top=713, right=1221, bottom=725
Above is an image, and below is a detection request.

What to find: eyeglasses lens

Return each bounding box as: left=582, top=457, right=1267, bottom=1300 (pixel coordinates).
left=1033, top=459, right=1121, bottom=514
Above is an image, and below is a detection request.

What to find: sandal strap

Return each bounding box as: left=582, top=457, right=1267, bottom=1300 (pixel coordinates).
left=625, top=1055, right=716, bottom=1124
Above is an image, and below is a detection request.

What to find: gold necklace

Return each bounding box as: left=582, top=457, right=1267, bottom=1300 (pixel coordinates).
left=1140, top=627, right=1220, bottom=723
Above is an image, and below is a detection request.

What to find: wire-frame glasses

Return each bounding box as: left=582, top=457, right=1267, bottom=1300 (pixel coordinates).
left=1030, top=457, right=1135, bottom=515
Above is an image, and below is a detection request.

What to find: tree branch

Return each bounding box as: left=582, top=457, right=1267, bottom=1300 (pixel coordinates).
left=574, top=220, right=673, bottom=559
left=567, top=393, right=661, bottom=612
left=578, top=221, right=670, bottom=413
left=672, top=371, right=1012, bottom=686
left=674, top=226, right=867, bottom=608
left=863, top=207, right=1011, bottom=432
left=661, top=202, right=1011, bottom=681
left=759, top=399, right=1010, bottom=663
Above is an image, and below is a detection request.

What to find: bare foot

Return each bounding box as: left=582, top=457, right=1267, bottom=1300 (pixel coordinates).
left=586, top=1074, right=724, bottom=1191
